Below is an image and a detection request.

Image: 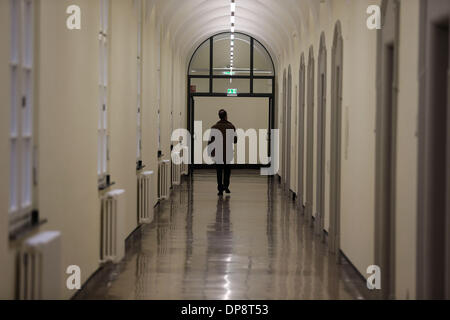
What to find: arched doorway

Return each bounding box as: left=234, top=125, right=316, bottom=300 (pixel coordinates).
left=282, top=69, right=287, bottom=185
left=285, top=66, right=293, bottom=193
left=329, top=21, right=343, bottom=260
left=187, top=32, right=276, bottom=169
left=375, top=0, right=400, bottom=299
left=306, top=46, right=315, bottom=224
left=316, top=33, right=327, bottom=238
left=417, top=0, right=450, bottom=300
left=297, top=54, right=306, bottom=211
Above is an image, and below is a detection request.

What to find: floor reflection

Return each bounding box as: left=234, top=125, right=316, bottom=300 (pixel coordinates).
left=78, top=170, right=369, bottom=300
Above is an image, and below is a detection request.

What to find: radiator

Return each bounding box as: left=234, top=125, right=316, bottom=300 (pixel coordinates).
left=158, top=160, right=170, bottom=200
left=138, top=171, right=154, bottom=224
left=17, top=231, right=62, bottom=300
left=100, top=189, right=126, bottom=264
left=180, top=147, right=189, bottom=175
left=172, top=152, right=182, bottom=186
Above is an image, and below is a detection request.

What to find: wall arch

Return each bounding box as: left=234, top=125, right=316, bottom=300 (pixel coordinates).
left=297, top=53, right=306, bottom=211
left=306, top=46, right=315, bottom=224
left=329, top=20, right=343, bottom=260
left=375, top=0, right=400, bottom=299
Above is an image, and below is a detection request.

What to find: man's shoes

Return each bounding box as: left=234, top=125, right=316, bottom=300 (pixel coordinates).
left=225, top=188, right=231, bottom=194
left=218, top=191, right=224, bottom=196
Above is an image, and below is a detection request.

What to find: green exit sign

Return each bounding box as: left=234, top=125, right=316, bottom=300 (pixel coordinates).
left=227, top=89, right=237, bottom=96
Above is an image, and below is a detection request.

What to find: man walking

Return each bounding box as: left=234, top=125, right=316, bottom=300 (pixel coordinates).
left=208, top=109, right=238, bottom=196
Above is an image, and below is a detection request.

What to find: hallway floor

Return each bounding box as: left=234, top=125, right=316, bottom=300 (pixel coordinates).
left=78, top=170, right=369, bottom=300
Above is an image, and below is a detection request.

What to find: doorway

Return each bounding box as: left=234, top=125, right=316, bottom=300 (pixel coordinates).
left=190, top=96, right=272, bottom=168
left=417, top=0, right=450, bottom=300
left=282, top=70, right=287, bottom=188
left=329, top=22, right=343, bottom=258
left=315, top=34, right=327, bottom=238
left=187, top=32, right=276, bottom=171
left=306, top=47, right=315, bottom=224
left=375, top=0, right=400, bottom=300
left=286, top=66, right=293, bottom=193
left=297, top=54, right=306, bottom=211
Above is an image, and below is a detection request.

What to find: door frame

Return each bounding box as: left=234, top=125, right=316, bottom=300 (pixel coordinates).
left=286, top=66, right=293, bottom=193
left=329, top=21, right=343, bottom=259
left=374, top=0, right=400, bottom=300
left=417, top=0, right=450, bottom=300
left=306, top=46, right=315, bottom=224
left=297, top=53, right=306, bottom=212
left=315, top=33, right=327, bottom=238
left=189, top=94, right=274, bottom=170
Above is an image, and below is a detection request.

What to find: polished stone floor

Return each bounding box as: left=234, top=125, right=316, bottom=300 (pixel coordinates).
left=78, top=170, right=370, bottom=300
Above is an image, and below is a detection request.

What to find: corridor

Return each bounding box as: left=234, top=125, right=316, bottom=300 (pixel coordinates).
left=77, top=171, right=367, bottom=300
left=1, top=0, right=449, bottom=302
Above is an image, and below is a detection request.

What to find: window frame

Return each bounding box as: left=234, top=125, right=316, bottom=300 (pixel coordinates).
left=188, top=32, right=275, bottom=96
left=9, top=0, right=36, bottom=235
left=136, top=0, right=143, bottom=164
left=98, top=0, right=110, bottom=187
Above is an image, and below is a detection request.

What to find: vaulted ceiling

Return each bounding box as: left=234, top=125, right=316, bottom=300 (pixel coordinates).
left=151, top=0, right=328, bottom=68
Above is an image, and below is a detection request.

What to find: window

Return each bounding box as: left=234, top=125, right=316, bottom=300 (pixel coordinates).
left=189, top=40, right=210, bottom=75
left=213, top=78, right=250, bottom=94
left=98, top=0, right=109, bottom=185
left=156, top=25, right=161, bottom=152
left=213, top=33, right=250, bottom=76
left=254, top=78, right=273, bottom=94
left=188, top=32, right=275, bottom=95
left=254, top=40, right=274, bottom=76
left=136, top=0, right=142, bottom=163
left=9, top=0, right=35, bottom=234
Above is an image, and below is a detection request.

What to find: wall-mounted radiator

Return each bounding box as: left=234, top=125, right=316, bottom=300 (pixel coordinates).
left=17, top=231, right=62, bottom=300
left=138, top=171, right=154, bottom=224
left=100, top=189, right=126, bottom=264
left=158, top=160, right=170, bottom=200
left=172, top=152, right=182, bottom=186
left=180, top=146, right=189, bottom=175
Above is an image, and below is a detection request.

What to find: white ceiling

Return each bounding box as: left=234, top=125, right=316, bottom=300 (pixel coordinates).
left=151, top=0, right=326, bottom=69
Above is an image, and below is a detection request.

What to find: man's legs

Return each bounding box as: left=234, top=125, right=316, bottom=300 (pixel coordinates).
left=223, top=165, right=231, bottom=191
left=216, top=164, right=224, bottom=192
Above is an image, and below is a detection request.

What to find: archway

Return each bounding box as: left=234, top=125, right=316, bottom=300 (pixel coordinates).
left=417, top=0, right=450, bottom=300
left=297, top=53, right=306, bottom=211
left=306, top=46, right=315, bottom=224
left=375, top=0, right=400, bottom=299
left=285, top=65, right=293, bottom=193
left=315, top=33, right=327, bottom=238
left=329, top=21, right=343, bottom=260
left=187, top=32, right=276, bottom=169
left=282, top=69, right=287, bottom=185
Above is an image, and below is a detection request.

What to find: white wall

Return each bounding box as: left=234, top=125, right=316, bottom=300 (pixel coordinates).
left=277, top=0, right=420, bottom=299
left=0, top=0, right=187, bottom=299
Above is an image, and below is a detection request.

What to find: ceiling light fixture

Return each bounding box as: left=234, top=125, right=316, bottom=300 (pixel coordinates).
left=230, top=0, right=236, bottom=34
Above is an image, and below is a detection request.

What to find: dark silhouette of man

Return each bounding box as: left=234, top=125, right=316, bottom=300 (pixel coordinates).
left=208, top=109, right=237, bottom=196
